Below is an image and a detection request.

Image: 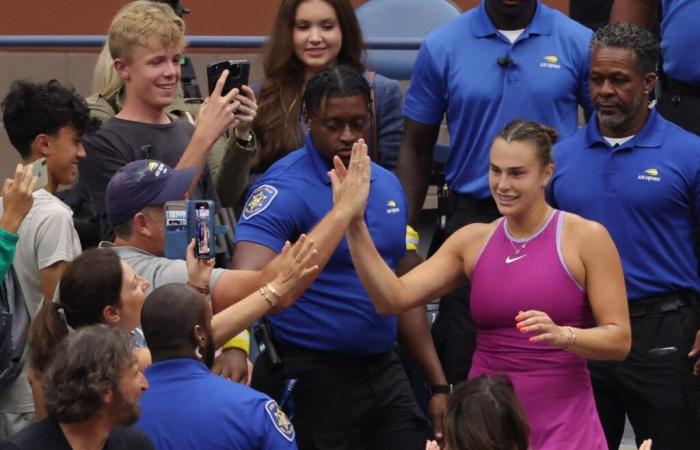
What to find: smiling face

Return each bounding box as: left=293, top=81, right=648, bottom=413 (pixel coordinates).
left=292, top=0, right=343, bottom=77
left=115, top=44, right=182, bottom=115
left=307, top=94, right=369, bottom=166
left=114, top=261, right=149, bottom=333
left=589, top=47, right=656, bottom=137
left=489, top=138, right=553, bottom=218
left=41, top=123, right=86, bottom=191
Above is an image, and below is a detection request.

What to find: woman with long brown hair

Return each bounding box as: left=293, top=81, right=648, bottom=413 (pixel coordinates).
left=252, top=0, right=403, bottom=173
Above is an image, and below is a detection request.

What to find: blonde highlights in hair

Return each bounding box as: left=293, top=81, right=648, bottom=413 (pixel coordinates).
left=108, top=1, right=186, bottom=62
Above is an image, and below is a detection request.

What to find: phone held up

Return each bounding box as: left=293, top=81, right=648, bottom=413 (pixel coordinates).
left=206, top=60, right=250, bottom=97
left=28, top=158, right=49, bottom=192
left=193, top=201, right=213, bottom=259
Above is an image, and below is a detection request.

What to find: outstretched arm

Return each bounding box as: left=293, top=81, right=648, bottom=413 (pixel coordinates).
left=211, top=236, right=318, bottom=347
left=343, top=217, right=469, bottom=315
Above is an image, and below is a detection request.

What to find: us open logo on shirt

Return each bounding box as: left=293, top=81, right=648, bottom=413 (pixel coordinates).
left=386, top=200, right=401, bottom=214
left=637, top=168, right=661, bottom=182
left=242, top=184, right=278, bottom=219
left=539, top=55, right=561, bottom=70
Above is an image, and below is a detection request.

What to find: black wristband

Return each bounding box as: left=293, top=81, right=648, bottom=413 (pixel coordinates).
left=428, top=384, right=452, bottom=396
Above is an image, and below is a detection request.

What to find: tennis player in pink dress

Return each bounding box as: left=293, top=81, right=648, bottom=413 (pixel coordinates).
left=335, top=120, right=631, bottom=449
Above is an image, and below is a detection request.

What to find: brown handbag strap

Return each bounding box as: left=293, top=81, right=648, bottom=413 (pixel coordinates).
left=367, top=71, right=380, bottom=163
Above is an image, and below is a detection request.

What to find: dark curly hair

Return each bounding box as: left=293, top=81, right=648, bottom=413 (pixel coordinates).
left=591, top=22, right=659, bottom=74
left=43, top=325, right=134, bottom=423
left=1, top=79, right=99, bottom=158
left=303, top=64, right=372, bottom=120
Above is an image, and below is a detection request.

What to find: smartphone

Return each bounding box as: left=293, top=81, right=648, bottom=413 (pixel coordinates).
left=193, top=201, right=213, bottom=259
left=164, top=201, right=188, bottom=260
left=164, top=201, right=187, bottom=232
left=206, top=60, right=250, bottom=97
left=27, top=158, right=48, bottom=191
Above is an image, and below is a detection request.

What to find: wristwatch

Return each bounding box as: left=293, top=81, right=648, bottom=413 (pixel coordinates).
left=428, top=384, right=453, bottom=396
left=235, top=132, right=254, bottom=147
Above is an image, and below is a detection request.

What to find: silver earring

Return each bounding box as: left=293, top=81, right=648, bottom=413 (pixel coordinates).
left=194, top=347, right=202, bottom=360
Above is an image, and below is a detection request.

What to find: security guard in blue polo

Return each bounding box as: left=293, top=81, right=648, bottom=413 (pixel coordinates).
left=232, top=65, right=433, bottom=450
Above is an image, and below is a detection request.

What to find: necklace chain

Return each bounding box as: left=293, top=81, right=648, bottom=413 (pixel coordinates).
left=505, top=208, right=553, bottom=256
left=508, top=239, right=528, bottom=256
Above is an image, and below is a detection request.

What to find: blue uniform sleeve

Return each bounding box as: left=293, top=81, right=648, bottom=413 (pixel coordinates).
left=257, top=399, right=298, bottom=450
left=235, top=181, right=305, bottom=252
left=403, top=42, right=447, bottom=126
left=373, top=75, right=404, bottom=171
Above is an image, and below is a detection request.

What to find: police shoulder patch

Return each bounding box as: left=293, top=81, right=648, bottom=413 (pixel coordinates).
left=264, top=399, right=295, bottom=442
left=242, top=184, right=279, bottom=220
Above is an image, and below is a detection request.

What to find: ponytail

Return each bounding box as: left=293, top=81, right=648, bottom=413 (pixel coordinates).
left=28, top=302, right=70, bottom=373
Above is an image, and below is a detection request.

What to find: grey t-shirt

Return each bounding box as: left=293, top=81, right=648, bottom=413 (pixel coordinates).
left=0, top=190, right=82, bottom=413
left=99, top=243, right=224, bottom=293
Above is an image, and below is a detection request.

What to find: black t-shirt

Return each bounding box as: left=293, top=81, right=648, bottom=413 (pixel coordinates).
left=0, top=418, right=154, bottom=449
left=79, top=117, right=220, bottom=241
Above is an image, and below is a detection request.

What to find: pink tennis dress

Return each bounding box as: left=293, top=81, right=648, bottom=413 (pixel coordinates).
left=469, top=210, right=607, bottom=450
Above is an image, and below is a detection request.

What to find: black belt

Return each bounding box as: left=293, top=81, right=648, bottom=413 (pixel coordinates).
left=441, top=192, right=498, bottom=217
left=275, top=340, right=389, bottom=365
left=628, top=291, right=696, bottom=318
left=663, top=77, right=700, bottom=98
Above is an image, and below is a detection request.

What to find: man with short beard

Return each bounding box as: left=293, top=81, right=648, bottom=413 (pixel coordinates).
left=137, top=284, right=297, bottom=450
left=549, top=23, right=700, bottom=450
left=0, top=325, right=152, bottom=450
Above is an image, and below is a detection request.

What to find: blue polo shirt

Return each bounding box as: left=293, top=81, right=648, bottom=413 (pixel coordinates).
left=549, top=110, right=700, bottom=300
left=137, top=359, right=297, bottom=450
left=404, top=0, right=592, bottom=199
left=660, top=0, right=700, bottom=85
left=235, top=137, right=406, bottom=355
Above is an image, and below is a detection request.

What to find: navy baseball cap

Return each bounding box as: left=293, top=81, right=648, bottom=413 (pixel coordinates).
left=106, top=160, right=196, bottom=226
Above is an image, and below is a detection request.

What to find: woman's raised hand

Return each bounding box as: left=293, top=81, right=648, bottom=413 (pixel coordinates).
left=328, top=138, right=371, bottom=223
left=268, top=234, right=319, bottom=310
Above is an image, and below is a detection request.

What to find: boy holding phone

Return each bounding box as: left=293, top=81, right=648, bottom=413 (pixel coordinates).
left=80, top=1, right=257, bottom=383
left=81, top=1, right=258, bottom=242
left=0, top=79, right=95, bottom=439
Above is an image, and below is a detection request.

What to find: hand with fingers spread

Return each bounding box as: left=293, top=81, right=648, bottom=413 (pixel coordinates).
left=328, top=138, right=371, bottom=223
left=195, top=70, right=240, bottom=147
left=515, top=310, right=575, bottom=350
left=1, top=163, right=37, bottom=234
left=232, top=85, right=258, bottom=142
left=268, top=234, right=319, bottom=310
left=185, top=239, right=215, bottom=292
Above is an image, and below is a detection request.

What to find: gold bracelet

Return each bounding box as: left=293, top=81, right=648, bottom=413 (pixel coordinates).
left=265, top=283, right=281, bottom=301
left=259, top=287, right=276, bottom=307
left=564, top=326, right=577, bottom=351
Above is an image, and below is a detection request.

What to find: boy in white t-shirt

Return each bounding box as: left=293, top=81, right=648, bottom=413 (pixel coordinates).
left=0, top=79, right=97, bottom=438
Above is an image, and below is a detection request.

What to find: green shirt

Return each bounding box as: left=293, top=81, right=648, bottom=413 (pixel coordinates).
left=0, top=227, right=19, bottom=280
